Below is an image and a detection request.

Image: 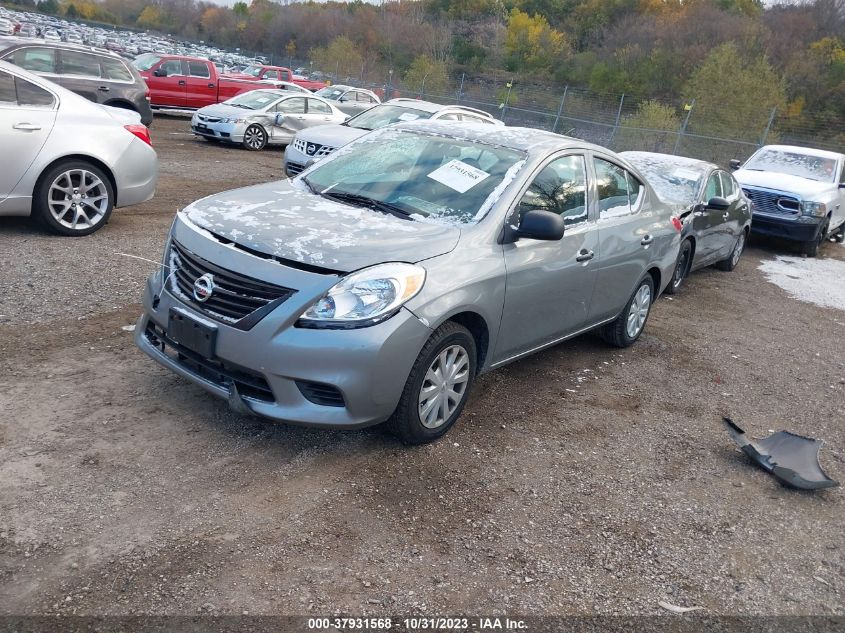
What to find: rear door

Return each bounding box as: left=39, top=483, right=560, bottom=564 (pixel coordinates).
left=56, top=49, right=104, bottom=104
left=589, top=155, right=652, bottom=322
left=0, top=69, right=57, bottom=207
left=184, top=60, right=215, bottom=109
left=496, top=153, right=599, bottom=361
left=147, top=58, right=186, bottom=107
left=305, top=97, right=336, bottom=125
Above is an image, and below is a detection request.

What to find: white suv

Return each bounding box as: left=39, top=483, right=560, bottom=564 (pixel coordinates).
left=284, top=98, right=503, bottom=176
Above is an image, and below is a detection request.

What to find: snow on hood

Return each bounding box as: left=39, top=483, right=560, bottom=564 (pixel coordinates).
left=181, top=179, right=461, bottom=272
left=734, top=169, right=837, bottom=200
left=297, top=124, right=366, bottom=149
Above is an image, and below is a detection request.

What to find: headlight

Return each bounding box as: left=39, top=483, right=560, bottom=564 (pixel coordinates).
left=224, top=117, right=245, bottom=124
left=297, top=263, right=426, bottom=328
left=802, top=201, right=827, bottom=217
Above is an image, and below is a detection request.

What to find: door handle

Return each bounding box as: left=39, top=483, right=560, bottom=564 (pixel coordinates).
left=13, top=122, right=41, bottom=131
left=178, top=80, right=186, bottom=86
left=207, top=83, right=215, bottom=88
left=575, top=249, right=595, bottom=262
left=640, top=234, right=654, bottom=246
left=723, top=212, right=730, bottom=220
left=97, top=85, right=109, bottom=92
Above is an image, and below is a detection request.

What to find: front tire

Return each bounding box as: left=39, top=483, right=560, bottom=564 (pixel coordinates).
left=242, top=124, right=267, bottom=151
left=600, top=275, right=654, bottom=348
left=802, top=222, right=826, bottom=257
left=33, top=161, right=114, bottom=236
left=716, top=229, right=747, bottom=271
left=388, top=322, right=477, bottom=445
left=665, top=239, right=692, bottom=295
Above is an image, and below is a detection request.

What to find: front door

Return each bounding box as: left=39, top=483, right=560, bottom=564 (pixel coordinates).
left=694, top=171, right=730, bottom=263
left=147, top=59, right=187, bottom=108
left=0, top=70, right=56, bottom=207
left=271, top=96, right=307, bottom=142
left=495, top=153, right=599, bottom=362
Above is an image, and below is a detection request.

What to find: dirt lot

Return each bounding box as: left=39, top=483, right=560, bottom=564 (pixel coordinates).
left=1, top=116, right=843, bottom=619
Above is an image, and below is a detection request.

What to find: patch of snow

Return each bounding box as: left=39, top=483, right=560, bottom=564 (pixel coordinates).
left=758, top=255, right=845, bottom=312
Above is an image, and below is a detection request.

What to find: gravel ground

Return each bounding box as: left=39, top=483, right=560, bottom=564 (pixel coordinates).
left=0, top=116, right=843, bottom=619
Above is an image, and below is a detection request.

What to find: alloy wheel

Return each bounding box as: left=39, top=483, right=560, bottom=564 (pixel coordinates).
left=244, top=126, right=266, bottom=150
left=731, top=232, right=746, bottom=267
left=418, top=344, right=470, bottom=429
left=626, top=284, right=651, bottom=339
left=673, top=243, right=691, bottom=288
left=47, top=169, right=109, bottom=231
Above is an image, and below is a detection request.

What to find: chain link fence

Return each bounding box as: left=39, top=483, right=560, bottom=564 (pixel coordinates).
left=324, top=70, right=843, bottom=166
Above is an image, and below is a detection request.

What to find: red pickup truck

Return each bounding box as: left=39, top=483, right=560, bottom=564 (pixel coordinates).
left=227, top=64, right=327, bottom=91
left=133, top=54, right=263, bottom=110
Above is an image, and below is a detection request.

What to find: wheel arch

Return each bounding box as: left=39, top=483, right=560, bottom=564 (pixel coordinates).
left=33, top=155, right=118, bottom=206
left=439, top=310, right=490, bottom=373
left=103, top=99, right=138, bottom=113
left=647, top=266, right=662, bottom=295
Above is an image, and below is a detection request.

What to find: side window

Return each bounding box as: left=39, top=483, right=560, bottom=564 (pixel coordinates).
left=264, top=70, right=278, bottom=80
left=437, top=113, right=461, bottom=121
left=101, top=57, right=133, bottom=81
left=463, top=114, right=492, bottom=125
left=840, top=163, right=845, bottom=185
left=10, top=47, right=57, bottom=74
left=366, top=94, right=377, bottom=104
left=594, top=157, right=632, bottom=218
left=627, top=172, right=644, bottom=210
left=60, top=50, right=101, bottom=78
left=307, top=98, right=331, bottom=114
left=518, top=154, right=588, bottom=227
left=719, top=172, right=736, bottom=199
left=15, top=77, right=55, bottom=107
left=187, top=62, right=210, bottom=78
left=0, top=70, right=16, bottom=104
left=159, top=60, right=184, bottom=77
left=704, top=173, right=722, bottom=200
left=276, top=97, right=306, bottom=114
left=280, top=70, right=291, bottom=81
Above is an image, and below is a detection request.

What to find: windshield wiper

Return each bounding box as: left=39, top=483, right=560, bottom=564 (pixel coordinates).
left=322, top=191, right=412, bottom=219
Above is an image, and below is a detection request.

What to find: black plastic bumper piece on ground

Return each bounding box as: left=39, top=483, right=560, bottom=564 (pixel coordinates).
left=723, top=417, right=839, bottom=490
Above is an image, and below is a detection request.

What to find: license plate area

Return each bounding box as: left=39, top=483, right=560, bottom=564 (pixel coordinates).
left=197, top=123, right=208, bottom=130
left=168, top=307, right=217, bottom=358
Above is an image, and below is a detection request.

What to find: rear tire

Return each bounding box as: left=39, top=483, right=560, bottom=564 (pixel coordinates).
left=834, top=222, right=844, bottom=243
left=33, top=160, right=114, bottom=236
left=242, top=124, right=267, bottom=151
left=716, top=229, right=747, bottom=271
left=600, top=275, right=654, bottom=348
left=387, top=322, right=477, bottom=445
left=665, top=239, right=692, bottom=295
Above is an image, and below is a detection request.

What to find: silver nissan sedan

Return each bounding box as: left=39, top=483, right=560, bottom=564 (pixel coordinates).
left=135, top=122, right=681, bottom=443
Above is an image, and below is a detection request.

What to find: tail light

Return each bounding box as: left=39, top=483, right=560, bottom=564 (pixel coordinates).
left=671, top=217, right=683, bottom=232
left=125, top=124, right=152, bottom=147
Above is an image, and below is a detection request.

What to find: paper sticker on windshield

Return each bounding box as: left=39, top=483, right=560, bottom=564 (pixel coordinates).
left=427, top=160, right=490, bottom=193
left=671, top=168, right=699, bottom=181
left=398, top=112, right=420, bottom=122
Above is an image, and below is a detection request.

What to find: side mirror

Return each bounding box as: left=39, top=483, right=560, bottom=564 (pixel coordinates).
left=274, top=113, right=285, bottom=125
left=839, top=183, right=845, bottom=189
left=516, top=210, right=565, bottom=241
left=153, top=67, right=167, bottom=77
left=706, top=196, right=730, bottom=211
left=729, top=159, right=742, bottom=171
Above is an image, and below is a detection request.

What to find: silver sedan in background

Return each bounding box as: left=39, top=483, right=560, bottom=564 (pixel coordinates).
left=0, top=60, right=157, bottom=236
left=190, top=89, right=347, bottom=150
left=313, top=84, right=381, bottom=116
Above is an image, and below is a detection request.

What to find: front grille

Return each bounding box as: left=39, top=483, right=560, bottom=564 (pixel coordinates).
left=168, top=241, right=295, bottom=330
left=286, top=161, right=305, bottom=176
left=296, top=380, right=345, bottom=407
left=292, top=138, right=336, bottom=158
left=197, top=114, right=222, bottom=123
left=145, top=322, right=275, bottom=402
left=742, top=187, right=801, bottom=217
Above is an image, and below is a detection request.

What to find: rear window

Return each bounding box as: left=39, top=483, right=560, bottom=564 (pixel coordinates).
left=61, top=50, right=101, bottom=78
left=101, top=57, right=133, bottom=81
left=16, top=76, right=55, bottom=107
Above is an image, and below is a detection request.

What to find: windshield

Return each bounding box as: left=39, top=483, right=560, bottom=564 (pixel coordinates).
left=622, top=153, right=703, bottom=205
left=315, top=87, right=345, bottom=101
left=301, top=130, right=525, bottom=225
left=744, top=149, right=838, bottom=183
left=133, top=54, right=160, bottom=71
left=346, top=104, right=433, bottom=131
left=243, top=65, right=263, bottom=77
left=224, top=90, right=278, bottom=109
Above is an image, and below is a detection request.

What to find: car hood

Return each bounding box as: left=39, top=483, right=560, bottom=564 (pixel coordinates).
left=734, top=169, right=836, bottom=200
left=181, top=179, right=461, bottom=272
left=196, top=103, right=257, bottom=118
left=297, top=124, right=367, bottom=148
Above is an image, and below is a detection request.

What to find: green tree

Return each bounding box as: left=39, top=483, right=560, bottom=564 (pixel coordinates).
left=616, top=100, right=681, bottom=153
left=37, top=0, right=59, bottom=15
left=683, top=43, right=786, bottom=141
left=311, top=36, right=363, bottom=81
left=403, top=55, right=450, bottom=96
left=64, top=2, right=78, bottom=18
left=232, top=1, right=248, bottom=18
left=136, top=5, right=164, bottom=30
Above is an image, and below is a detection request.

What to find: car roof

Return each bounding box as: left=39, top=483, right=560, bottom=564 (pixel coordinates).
left=757, top=144, right=844, bottom=160
left=0, top=36, right=123, bottom=60
left=620, top=151, right=719, bottom=174
left=392, top=120, right=606, bottom=154
left=384, top=98, right=494, bottom=119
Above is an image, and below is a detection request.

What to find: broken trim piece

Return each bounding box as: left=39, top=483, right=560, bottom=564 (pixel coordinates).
left=723, top=417, right=839, bottom=490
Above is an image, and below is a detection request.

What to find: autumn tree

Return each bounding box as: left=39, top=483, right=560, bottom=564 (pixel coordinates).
left=311, top=36, right=364, bottom=81
left=504, top=8, right=570, bottom=73
left=616, top=99, right=681, bottom=153
left=403, top=55, right=450, bottom=96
